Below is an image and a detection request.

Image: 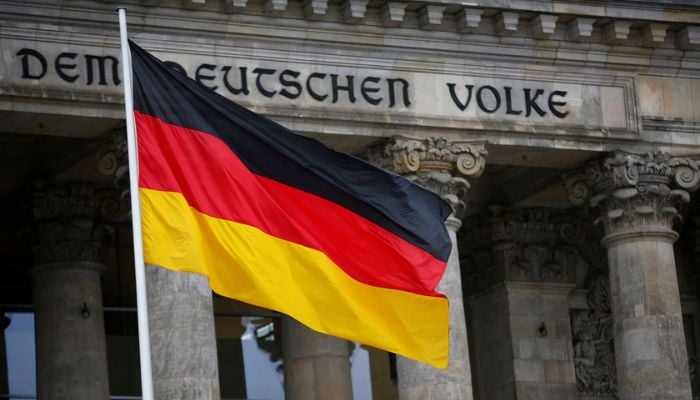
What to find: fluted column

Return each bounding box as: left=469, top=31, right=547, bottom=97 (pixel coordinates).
left=565, top=151, right=699, bottom=400
left=98, top=132, right=221, bottom=399
left=29, top=183, right=112, bottom=400
left=282, top=316, right=353, bottom=400
left=368, top=136, right=487, bottom=400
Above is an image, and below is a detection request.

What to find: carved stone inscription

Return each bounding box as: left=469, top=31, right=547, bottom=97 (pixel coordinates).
left=15, top=47, right=410, bottom=108
left=2, top=39, right=633, bottom=131
left=16, top=47, right=571, bottom=118
left=447, top=84, right=569, bottom=118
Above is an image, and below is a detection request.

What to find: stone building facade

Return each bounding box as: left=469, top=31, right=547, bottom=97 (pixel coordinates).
left=0, top=0, right=699, bottom=399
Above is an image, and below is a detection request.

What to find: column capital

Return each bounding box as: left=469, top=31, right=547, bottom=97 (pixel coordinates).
left=367, top=136, right=487, bottom=177
left=96, top=128, right=129, bottom=193
left=366, top=136, right=487, bottom=221
left=27, top=182, right=116, bottom=265
left=564, top=151, right=700, bottom=241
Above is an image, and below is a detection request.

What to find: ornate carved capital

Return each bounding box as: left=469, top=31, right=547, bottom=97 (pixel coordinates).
left=564, top=151, right=700, bottom=238
left=489, top=206, right=585, bottom=245
left=33, top=182, right=99, bottom=219
left=460, top=208, right=585, bottom=293
left=366, top=136, right=487, bottom=220
left=27, top=182, right=116, bottom=265
left=96, top=128, right=129, bottom=193
left=367, top=136, right=487, bottom=177
left=31, top=221, right=112, bottom=265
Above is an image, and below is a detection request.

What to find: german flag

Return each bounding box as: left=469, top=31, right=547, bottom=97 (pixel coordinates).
left=129, top=41, right=452, bottom=368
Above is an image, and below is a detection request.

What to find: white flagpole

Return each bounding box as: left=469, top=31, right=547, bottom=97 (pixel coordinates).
left=118, top=8, right=155, bottom=400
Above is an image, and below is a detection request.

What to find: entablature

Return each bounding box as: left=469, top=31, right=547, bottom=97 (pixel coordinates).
left=0, top=0, right=699, bottom=156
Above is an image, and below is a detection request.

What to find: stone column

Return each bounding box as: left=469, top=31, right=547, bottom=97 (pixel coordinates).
left=30, top=183, right=112, bottom=400
left=97, top=132, right=221, bottom=399
left=146, top=265, right=221, bottom=399
left=282, top=316, right=353, bottom=400
left=565, top=151, right=699, bottom=400
left=461, top=208, right=583, bottom=400
left=368, top=137, right=487, bottom=400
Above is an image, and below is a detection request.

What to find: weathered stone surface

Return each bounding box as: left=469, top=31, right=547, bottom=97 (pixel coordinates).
left=417, top=5, right=445, bottom=30
left=2, top=2, right=700, bottom=400
left=302, top=0, right=328, bottom=19
left=565, top=151, right=697, bottom=400
left=641, top=23, right=669, bottom=46
left=638, top=76, right=699, bottom=120
left=263, top=0, right=287, bottom=14
left=146, top=265, right=220, bottom=400
left=282, top=316, right=353, bottom=400
left=461, top=208, right=586, bottom=293
left=380, top=2, right=406, bottom=26
left=530, top=14, right=558, bottom=37
left=565, top=151, right=699, bottom=235
left=367, top=137, right=486, bottom=220
left=96, top=129, right=129, bottom=195
left=567, top=17, right=596, bottom=40
left=463, top=208, right=583, bottom=400
left=29, top=182, right=116, bottom=264
left=33, top=261, right=110, bottom=400
left=607, top=239, right=690, bottom=400
left=29, top=182, right=112, bottom=400
left=468, top=280, right=577, bottom=400
left=456, top=8, right=482, bottom=31
left=515, top=381, right=578, bottom=400
left=569, top=251, right=617, bottom=399
left=1, top=35, right=642, bottom=141
left=367, top=136, right=484, bottom=400
left=341, top=0, right=368, bottom=23
left=496, top=11, right=520, bottom=34
left=603, top=20, right=633, bottom=43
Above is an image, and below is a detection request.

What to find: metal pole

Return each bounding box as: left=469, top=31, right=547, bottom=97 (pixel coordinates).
left=117, top=8, right=155, bottom=400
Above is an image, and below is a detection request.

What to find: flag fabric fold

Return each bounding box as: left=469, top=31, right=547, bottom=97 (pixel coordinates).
left=129, top=40, right=453, bottom=368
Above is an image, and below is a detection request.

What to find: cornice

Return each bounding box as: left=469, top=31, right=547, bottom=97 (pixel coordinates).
left=1, top=0, right=698, bottom=58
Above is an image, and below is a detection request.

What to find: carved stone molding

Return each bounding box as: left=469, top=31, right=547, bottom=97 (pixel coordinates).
left=26, top=182, right=117, bottom=265
left=460, top=207, right=585, bottom=293
left=366, top=136, right=487, bottom=222
left=564, top=151, right=700, bottom=240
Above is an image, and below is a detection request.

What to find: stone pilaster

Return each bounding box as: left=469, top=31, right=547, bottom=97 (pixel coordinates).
left=282, top=316, right=353, bottom=400
left=461, top=208, right=583, bottom=400
left=565, top=151, right=699, bottom=400
left=29, top=182, right=112, bottom=400
left=367, top=136, right=487, bottom=400
left=97, top=131, right=221, bottom=399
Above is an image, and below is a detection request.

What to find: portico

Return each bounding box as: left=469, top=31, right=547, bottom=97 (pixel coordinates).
left=1, top=1, right=699, bottom=399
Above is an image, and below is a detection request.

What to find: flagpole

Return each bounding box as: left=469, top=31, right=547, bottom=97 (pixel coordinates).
left=118, top=8, right=155, bottom=400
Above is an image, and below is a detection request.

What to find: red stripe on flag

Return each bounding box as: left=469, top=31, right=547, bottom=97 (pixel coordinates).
left=136, top=111, right=447, bottom=297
